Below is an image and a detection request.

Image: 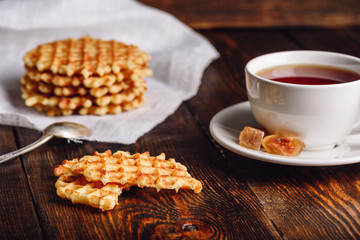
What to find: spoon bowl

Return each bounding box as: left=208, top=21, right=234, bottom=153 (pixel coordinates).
left=43, top=122, right=92, bottom=139
left=0, top=122, right=92, bottom=164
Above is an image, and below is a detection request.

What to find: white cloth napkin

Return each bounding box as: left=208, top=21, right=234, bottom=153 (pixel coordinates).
left=0, top=0, right=218, bottom=144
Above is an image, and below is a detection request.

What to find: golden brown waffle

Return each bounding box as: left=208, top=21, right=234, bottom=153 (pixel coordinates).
left=22, top=75, right=145, bottom=97
left=21, top=36, right=152, bottom=116
left=54, top=159, right=81, bottom=187
left=57, top=176, right=125, bottom=211
left=21, top=82, right=146, bottom=110
left=25, top=66, right=152, bottom=88
left=54, top=150, right=202, bottom=211
left=23, top=35, right=151, bottom=78
left=29, top=95, right=145, bottom=116
left=70, top=150, right=203, bottom=193
left=54, top=159, right=130, bottom=211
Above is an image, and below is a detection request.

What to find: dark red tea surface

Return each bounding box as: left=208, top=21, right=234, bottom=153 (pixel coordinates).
left=270, top=76, right=342, bottom=85
left=257, top=65, right=360, bottom=85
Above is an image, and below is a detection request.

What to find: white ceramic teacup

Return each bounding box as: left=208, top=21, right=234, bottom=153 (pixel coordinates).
left=245, top=50, right=360, bottom=151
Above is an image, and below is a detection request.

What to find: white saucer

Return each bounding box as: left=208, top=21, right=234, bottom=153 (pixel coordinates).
left=210, top=101, right=360, bottom=166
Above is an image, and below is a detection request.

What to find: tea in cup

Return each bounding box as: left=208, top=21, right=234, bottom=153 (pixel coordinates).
left=245, top=51, right=360, bottom=151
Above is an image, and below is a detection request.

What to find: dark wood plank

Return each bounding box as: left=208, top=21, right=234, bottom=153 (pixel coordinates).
left=0, top=125, right=42, bottom=239
left=15, top=106, right=282, bottom=239
left=243, top=165, right=360, bottom=239
left=139, top=0, right=360, bottom=29
left=187, top=28, right=360, bottom=239
left=286, top=28, right=360, bottom=57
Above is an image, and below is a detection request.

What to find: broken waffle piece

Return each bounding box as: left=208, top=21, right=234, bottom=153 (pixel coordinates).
left=54, top=159, right=131, bottom=211
left=262, top=135, right=305, bottom=157
left=239, top=126, right=265, bottom=150
left=54, top=150, right=202, bottom=211
left=57, top=176, right=126, bottom=211
left=70, top=150, right=203, bottom=193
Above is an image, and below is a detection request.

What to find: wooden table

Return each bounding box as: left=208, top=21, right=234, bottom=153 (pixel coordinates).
left=139, top=0, right=360, bottom=28
left=2, top=27, right=360, bottom=239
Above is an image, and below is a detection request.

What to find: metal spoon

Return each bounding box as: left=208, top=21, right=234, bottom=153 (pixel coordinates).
left=0, top=122, right=92, bottom=164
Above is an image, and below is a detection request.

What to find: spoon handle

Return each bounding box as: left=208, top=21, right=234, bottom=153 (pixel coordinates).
left=0, top=133, right=53, bottom=164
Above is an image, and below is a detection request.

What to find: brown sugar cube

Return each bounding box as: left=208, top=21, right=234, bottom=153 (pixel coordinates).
left=239, top=126, right=265, bottom=150
left=262, top=135, right=305, bottom=157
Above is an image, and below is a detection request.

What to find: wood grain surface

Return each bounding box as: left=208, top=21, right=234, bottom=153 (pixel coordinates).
left=2, top=27, right=360, bottom=239
left=138, top=0, right=360, bottom=28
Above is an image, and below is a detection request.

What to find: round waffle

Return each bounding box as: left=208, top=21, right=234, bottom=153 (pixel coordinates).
left=22, top=75, right=145, bottom=97
left=21, top=83, right=146, bottom=116
left=25, top=66, right=152, bottom=88
left=23, top=35, right=151, bottom=77
left=31, top=96, right=145, bottom=116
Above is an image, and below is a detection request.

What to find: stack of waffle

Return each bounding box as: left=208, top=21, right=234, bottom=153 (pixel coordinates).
left=54, top=150, right=202, bottom=211
left=21, top=35, right=152, bottom=116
